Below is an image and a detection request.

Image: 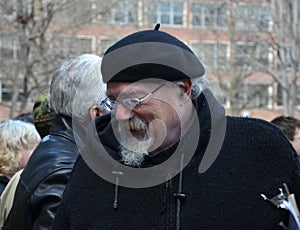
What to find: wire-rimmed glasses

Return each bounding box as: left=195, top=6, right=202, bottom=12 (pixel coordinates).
left=101, top=83, right=165, bottom=111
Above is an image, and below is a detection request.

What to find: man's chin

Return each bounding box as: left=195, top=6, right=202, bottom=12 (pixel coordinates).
left=119, top=146, right=149, bottom=167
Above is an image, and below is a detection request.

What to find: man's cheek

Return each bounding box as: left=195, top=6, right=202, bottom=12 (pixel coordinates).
left=148, top=119, right=167, bottom=152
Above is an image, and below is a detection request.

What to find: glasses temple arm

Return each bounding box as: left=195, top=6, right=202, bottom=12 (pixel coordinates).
left=139, top=83, right=166, bottom=101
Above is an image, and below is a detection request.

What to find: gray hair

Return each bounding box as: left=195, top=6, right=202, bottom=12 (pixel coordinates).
left=50, top=54, right=106, bottom=123
left=191, top=75, right=208, bottom=99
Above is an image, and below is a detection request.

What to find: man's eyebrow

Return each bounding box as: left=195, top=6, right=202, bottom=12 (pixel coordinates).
left=117, top=88, right=147, bottom=98
left=106, top=87, right=149, bottom=100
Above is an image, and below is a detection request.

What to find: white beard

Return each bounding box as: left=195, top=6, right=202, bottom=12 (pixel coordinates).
left=117, top=117, right=153, bottom=167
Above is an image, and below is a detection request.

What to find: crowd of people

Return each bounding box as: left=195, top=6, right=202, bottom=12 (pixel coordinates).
left=0, top=26, right=300, bottom=229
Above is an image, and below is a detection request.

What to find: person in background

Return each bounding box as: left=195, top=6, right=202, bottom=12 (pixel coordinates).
left=32, top=89, right=55, bottom=139
left=0, top=90, right=55, bottom=228
left=3, top=54, right=107, bottom=230
left=0, top=120, right=40, bottom=195
left=0, top=169, right=23, bottom=228
left=53, top=26, right=300, bottom=230
left=13, top=112, right=34, bottom=124
left=271, top=116, right=300, bottom=156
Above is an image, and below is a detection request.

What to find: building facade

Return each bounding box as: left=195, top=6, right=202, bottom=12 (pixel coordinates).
left=0, top=0, right=299, bottom=119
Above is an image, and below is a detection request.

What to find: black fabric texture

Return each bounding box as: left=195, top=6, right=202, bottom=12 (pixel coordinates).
left=52, top=92, right=300, bottom=230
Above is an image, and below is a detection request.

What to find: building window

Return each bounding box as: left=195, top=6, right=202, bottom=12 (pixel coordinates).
left=240, top=83, right=270, bottom=108
left=100, top=1, right=136, bottom=25
left=52, top=36, right=93, bottom=56
left=255, top=44, right=270, bottom=67
left=0, top=32, right=19, bottom=60
left=234, top=44, right=269, bottom=69
left=234, top=44, right=247, bottom=68
left=276, top=46, right=293, bottom=70
left=276, top=84, right=282, bottom=107
left=277, top=84, right=300, bottom=108
left=99, top=38, right=118, bottom=56
left=148, top=1, right=184, bottom=27
left=297, top=85, right=300, bottom=108
left=76, top=37, right=93, bottom=53
left=191, top=42, right=228, bottom=69
left=235, top=5, right=271, bottom=31
left=191, top=3, right=226, bottom=29
left=52, top=0, right=94, bottom=23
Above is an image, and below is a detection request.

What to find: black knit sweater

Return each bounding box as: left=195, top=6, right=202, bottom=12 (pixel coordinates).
left=53, top=91, right=300, bottom=230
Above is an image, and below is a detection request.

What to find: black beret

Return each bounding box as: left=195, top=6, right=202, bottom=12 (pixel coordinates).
left=101, top=26, right=205, bottom=83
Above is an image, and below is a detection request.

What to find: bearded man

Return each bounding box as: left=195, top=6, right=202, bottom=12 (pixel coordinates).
left=52, top=26, right=300, bottom=230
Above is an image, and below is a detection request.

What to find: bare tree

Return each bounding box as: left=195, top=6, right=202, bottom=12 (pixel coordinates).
left=219, top=0, right=256, bottom=116
left=2, top=0, right=65, bottom=117
left=202, top=0, right=299, bottom=116
left=232, top=0, right=300, bottom=116
left=225, top=1, right=274, bottom=115
left=0, top=0, right=109, bottom=118
left=266, top=0, right=299, bottom=116
left=191, top=1, right=262, bottom=116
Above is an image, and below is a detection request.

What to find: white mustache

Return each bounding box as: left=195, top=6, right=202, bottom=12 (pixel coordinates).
left=117, top=117, right=153, bottom=167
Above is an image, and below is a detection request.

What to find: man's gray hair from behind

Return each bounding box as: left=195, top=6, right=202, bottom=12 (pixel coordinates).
left=50, top=54, right=106, bottom=123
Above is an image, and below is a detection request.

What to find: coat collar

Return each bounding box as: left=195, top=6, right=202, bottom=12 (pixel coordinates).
left=50, top=115, right=75, bottom=143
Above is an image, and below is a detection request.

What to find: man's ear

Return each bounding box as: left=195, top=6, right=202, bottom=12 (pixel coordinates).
left=89, top=105, right=105, bottom=119
left=177, top=79, right=192, bottom=99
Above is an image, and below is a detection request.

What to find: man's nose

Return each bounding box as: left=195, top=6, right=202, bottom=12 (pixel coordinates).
left=115, top=104, right=134, bottom=121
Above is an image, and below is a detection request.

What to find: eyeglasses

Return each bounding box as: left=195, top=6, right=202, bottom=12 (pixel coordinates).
left=101, top=83, right=165, bottom=111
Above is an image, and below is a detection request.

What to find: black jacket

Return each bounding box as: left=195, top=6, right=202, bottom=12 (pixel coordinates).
left=53, top=91, right=300, bottom=230
left=0, top=176, right=9, bottom=196
left=3, top=115, right=79, bottom=230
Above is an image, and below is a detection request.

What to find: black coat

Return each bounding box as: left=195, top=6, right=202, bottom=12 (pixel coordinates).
left=3, top=115, right=79, bottom=230
left=53, top=91, right=300, bottom=230
left=0, top=176, right=9, bottom=196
